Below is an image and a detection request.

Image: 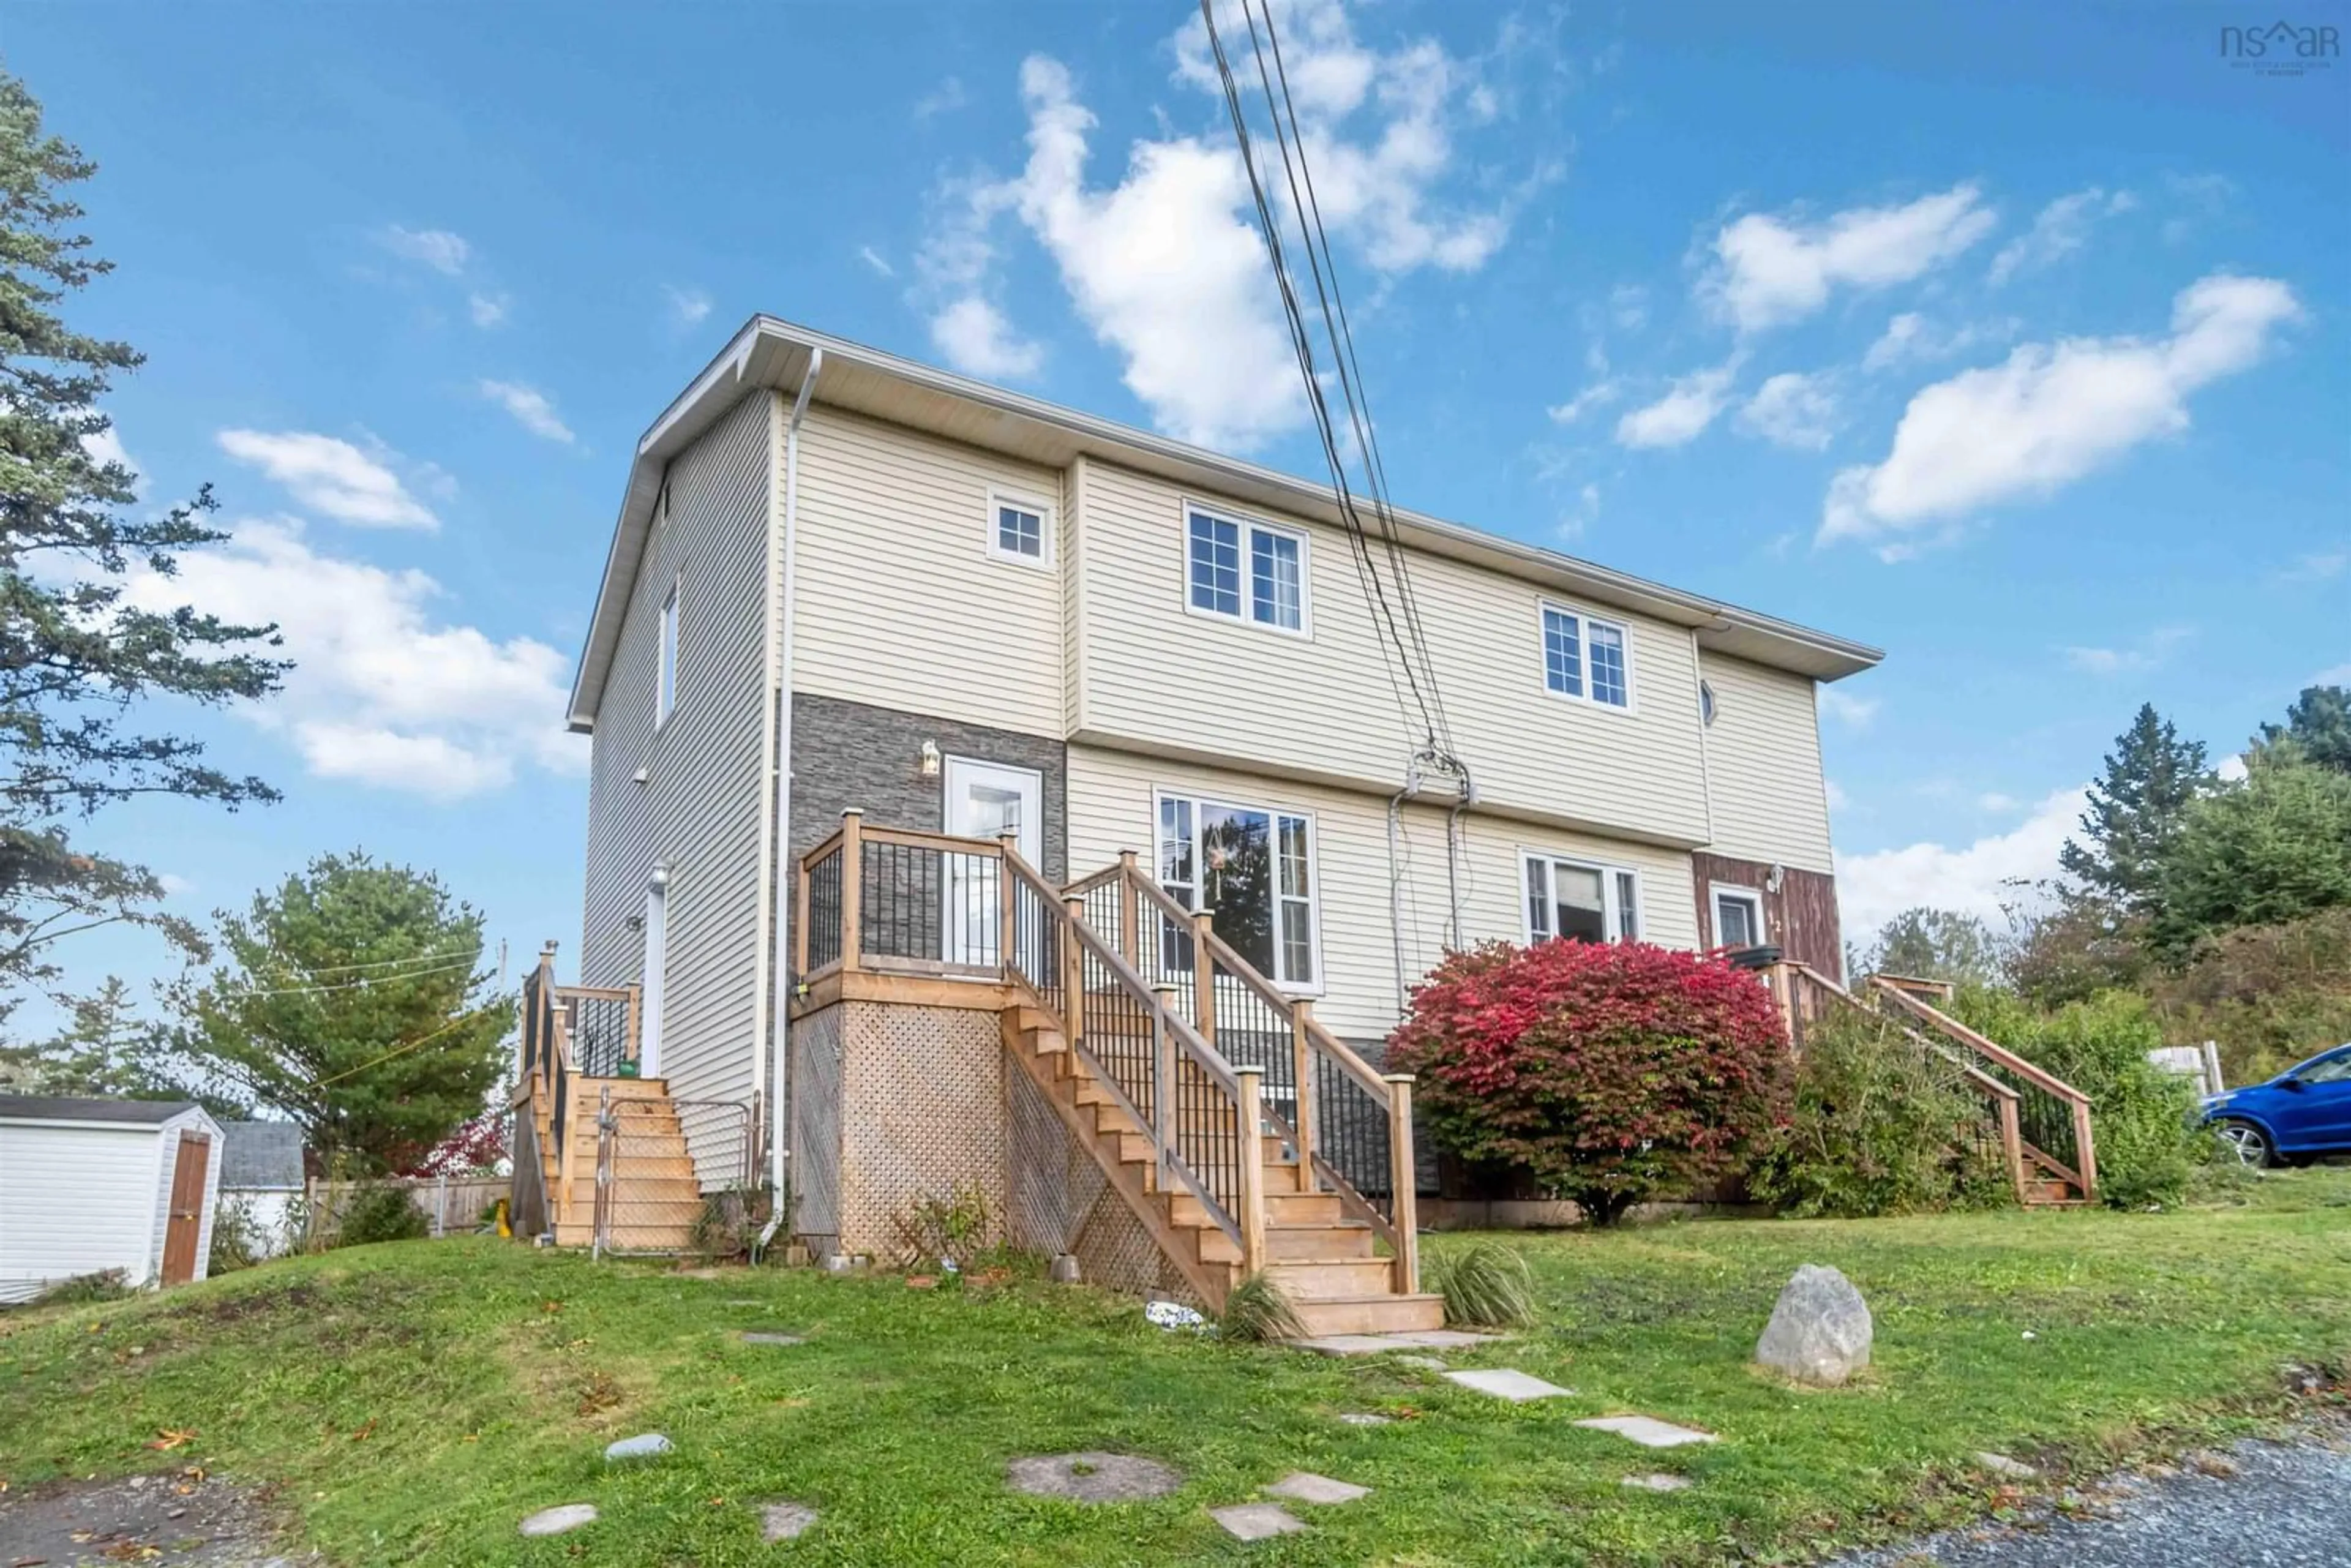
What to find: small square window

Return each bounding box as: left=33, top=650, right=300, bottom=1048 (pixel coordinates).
left=1540, top=602, right=1633, bottom=709
left=988, top=493, right=1054, bottom=569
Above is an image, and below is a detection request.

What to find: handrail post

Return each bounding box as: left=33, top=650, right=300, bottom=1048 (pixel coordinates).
left=838, top=810, right=864, bottom=973
left=1290, top=1000, right=1318, bottom=1193
left=1060, top=898, right=1087, bottom=1051
left=1235, top=1066, right=1267, bottom=1275
left=623, top=982, right=643, bottom=1068
left=997, top=830, right=1020, bottom=978
left=793, top=844, right=813, bottom=980
left=1118, top=849, right=1141, bottom=972
left=1152, top=986, right=1178, bottom=1189
left=1191, top=910, right=1217, bottom=1046
left=534, top=942, right=558, bottom=1098
left=2071, top=1098, right=2099, bottom=1204
left=1383, top=1073, right=1420, bottom=1295
left=1999, top=1095, right=2027, bottom=1204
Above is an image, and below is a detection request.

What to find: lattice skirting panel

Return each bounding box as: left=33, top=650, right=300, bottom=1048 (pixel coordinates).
left=1004, top=1056, right=1194, bottom=1307
left=835, top=999, right=1008, bottom=1262
left=790, top=1005, right=844, bottom=1245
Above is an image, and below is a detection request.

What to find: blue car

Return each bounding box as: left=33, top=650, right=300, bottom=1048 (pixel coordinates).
left=2202, top=1044, right=2351, bottom=1168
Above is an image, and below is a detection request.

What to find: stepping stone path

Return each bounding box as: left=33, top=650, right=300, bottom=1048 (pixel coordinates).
left=1976, top=1451, right=2039, bottom=1480
left=1006, top=1452, right=1183, bottom=1503
left=1335, top=1412, right=1393, bottom=1427
left=1622, top=1473, right=1691, bottom=1492
left=1211, top=1502, right=1308, bottom=1540
left=1443, top=1367, right=1575, bottom=1401
left=519, top=1503, right=597, bottom=1537
left=760, top=1501, right=820, bottom=1541
left=1265, top=1471, right=1371, bottom=1506
left=1392, top=1354, right=1450, bottom=1371
left=1574, top=1415, right=1717, bottom=1449
left=741, top=1331, right=808, bottom=1346
left=605, top=1433, right=672, bottom=1463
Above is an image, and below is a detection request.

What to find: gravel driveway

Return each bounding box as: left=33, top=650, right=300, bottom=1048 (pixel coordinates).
left=1834, top=1427, right=2351, bottom=1567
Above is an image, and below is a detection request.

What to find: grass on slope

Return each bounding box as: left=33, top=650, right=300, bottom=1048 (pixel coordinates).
left=3, top=1168, right=2347, bottom=1567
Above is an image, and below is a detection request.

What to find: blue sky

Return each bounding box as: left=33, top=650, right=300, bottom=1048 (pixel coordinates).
left=9, top=0, right=2344, bottom=1020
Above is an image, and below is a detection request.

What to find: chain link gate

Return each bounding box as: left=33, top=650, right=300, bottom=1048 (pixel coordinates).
left=591, top=1089, right=756, bottom=1258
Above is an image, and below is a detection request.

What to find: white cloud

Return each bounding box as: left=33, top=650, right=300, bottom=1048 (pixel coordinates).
left=216, top=429, right=440, bottom=530
left=2060, top=626, right=2191, bottom=676
left=121, top=519, right=580, bottom=799
left=927, top=0, right=1532, bottom=448
left=1704, top=183, right=1997, bottom=333
left=1988, top=187, right=2135, bottom=286
left=1614, top=358, right=1739, bottom=448
left=1824, top=778, right=1851, bottom=811
left=379, top=225, right=471, bottom=276
left=2314, top=662, right=2351, bottom=687
left=929, top=296, right=1044, bottom=380
left=468, top=291, right=510, bottom=328
left=1837, top=786, right=2084, bottom=935
left=1736, top=370, right=1840, bottom=450
left=665, top=285, right=713, bottom=329
left=478, top=380, right=577, bottom=445
left=1818, top=686, right=1879, bottom=728
left=1545, top=378, right=1621, bottom=425
left=857, top=245, right=896, bottom=279
left=1556, top=481, right=1600, bottom=540
left=1821, top=272, right=2302, bottom=551
left=914, top=75, right=969, bottom=120
left=1977, top=791, right=2020, bottom=812
left=1862, top=310, right=2017, bottom=373
left=1607, top=283, right=1649, bottom=332
left=2283, top=547, right=2346, bottom=582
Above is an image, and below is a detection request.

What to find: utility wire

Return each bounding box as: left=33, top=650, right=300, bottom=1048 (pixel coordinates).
left=246, top=947, right=481, bottom=978
left=205, top=958, right=476, bottom=1000
left=305, top=1010, right=486, bottom=1090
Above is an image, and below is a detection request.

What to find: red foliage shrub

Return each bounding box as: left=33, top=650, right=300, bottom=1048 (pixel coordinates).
left=1385, top=939, right=1791, bottom=1225
left=399, top=1111, right=509, bottom=1177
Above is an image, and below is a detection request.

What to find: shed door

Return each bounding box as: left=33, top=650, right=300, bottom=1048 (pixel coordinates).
left=160, top=1134, right=211, bottom=1286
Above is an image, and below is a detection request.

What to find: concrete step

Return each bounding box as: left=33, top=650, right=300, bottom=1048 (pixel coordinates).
left=1292, top=1293, right=1447, bottom=1337
left=1265, top=1259, right=1399, bottom=1299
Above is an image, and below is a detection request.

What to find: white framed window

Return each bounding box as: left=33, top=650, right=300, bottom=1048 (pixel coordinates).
left=1153, top=788, right=1320, bottom=989
left=1185, top=503, right=1308, bottom=634
left=1521, top=852, right=1642, bottom=945
left=1539, top=601, right=1634, bottom=710
left=988, top=489, right=1054, bottom=570
left=1710, top=883, right=1766, bottom=951
left=1699, top=678, right=1718, bottom=727
left=656, top=580, right=680, bottom=728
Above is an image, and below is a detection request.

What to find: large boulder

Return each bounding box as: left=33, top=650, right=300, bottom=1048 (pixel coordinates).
left=1754, top=1264, right=1872, bottom=1387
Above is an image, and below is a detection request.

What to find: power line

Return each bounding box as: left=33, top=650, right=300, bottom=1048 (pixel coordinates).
left=205, top=958, right=477, bottom=1000
left=249, top=947, right=481, bottom=978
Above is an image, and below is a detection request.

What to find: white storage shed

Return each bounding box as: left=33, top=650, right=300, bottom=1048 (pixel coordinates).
left=0, top=1095, right=224, bottom=1303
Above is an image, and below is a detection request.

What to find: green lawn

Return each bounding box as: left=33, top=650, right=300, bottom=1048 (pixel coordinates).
left=4, top=1170, right=2349, bottom=1567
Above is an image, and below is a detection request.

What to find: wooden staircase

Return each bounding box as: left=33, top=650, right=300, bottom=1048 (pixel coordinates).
left=1764, top=961, right=2099, bottom=1207
left=994, top=850, right=1444, bottom=1334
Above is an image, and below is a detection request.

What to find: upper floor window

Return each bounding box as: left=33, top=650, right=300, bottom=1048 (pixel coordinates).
left=989, top=490, right=1054, bottom=569
left=656, top=582, right=679, bottom=728
left=1188, top=506, right=1306, bottom=633
left=1540, top=602, right=1632, bottom=709
left=1155, top=790, right=1318, bottom=988
left=1523, top=852, right=1640, bottom=945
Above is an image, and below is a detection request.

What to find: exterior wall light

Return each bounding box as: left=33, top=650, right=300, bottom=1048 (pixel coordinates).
left=919, top=740, right=941, bottom=778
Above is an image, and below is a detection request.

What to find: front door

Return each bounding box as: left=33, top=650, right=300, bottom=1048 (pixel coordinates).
left=160, top=1133, right=211, bottom=1286
left=943, top=757, right=1043, bottom=967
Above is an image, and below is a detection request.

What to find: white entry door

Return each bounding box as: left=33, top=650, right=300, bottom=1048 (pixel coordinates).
left=942, top=756, right=1043, bottom=967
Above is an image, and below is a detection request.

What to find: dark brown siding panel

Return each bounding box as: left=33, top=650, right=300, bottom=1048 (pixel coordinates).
left=1690, top=851, right=1843, bottom=980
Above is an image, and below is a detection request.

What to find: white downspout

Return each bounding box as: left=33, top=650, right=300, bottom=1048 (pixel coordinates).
left=757, top=348, right=822, bottom=1252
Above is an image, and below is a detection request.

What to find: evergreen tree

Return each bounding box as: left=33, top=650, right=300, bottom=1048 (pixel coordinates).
left=0, top=72, right=285, bottom=1021
left=2151, top=744, right=2351, bottom=954
left=2057, top=704, right=2210, bottom=912
left=1858, top=907, right=2004, bottom=987
left=165, top=853, right=512, bottom=1172
left=0, top=975, right=167, bottom=1096
left=2258, top=685, right=2351, bottom=776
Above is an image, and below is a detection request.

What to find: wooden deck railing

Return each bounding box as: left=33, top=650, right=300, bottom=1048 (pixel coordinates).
left=795, top=811, right=1011, bottom=983
left=513, top=947, right=643, bottom=1236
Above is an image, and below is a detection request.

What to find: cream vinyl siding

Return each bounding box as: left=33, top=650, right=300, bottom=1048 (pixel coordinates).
left=1073, top=459, right=1709, bottom=847
left=792, top=405, right=1066, bottom=737
left=1067, top=745, right=1698, bottom=1041
left=580, top=391, right=773, bottom=1145
left=1699, top=653, right=1836, bottom=872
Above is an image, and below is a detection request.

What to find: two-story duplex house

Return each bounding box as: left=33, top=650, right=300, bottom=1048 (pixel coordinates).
left=525, top=316, right=1881, bottom=1323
